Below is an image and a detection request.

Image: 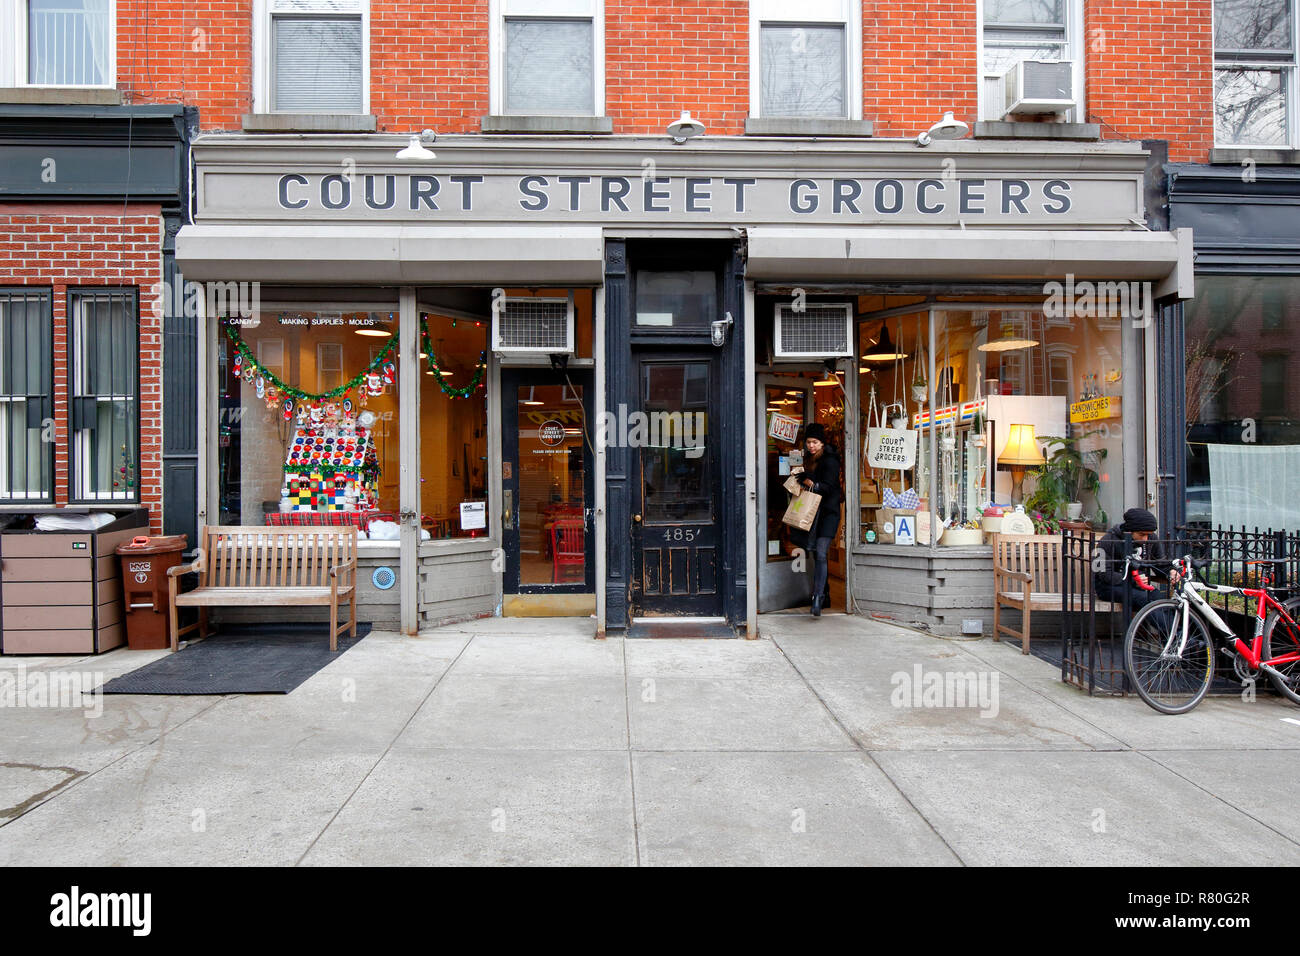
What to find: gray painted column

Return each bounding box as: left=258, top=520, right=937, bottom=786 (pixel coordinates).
left=1155, top=299, right=1187, bottom=532
left=399, top=287, right=419, bottom=635
left=1123, top=303, right=1145, bottom=515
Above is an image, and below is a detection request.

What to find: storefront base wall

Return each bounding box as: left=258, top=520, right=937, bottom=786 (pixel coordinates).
left=418, top=545, right=498, bottom=630
left=853, top=547, right=996, bottom=637
left=213, top=554, right=404, bottom=629
left=852, top=548, right=1068, bottom=639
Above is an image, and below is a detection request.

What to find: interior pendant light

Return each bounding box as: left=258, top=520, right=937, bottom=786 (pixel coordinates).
left=977, top=322, right=1039, bottom=352
left=861, top=319, right=909, bottom=362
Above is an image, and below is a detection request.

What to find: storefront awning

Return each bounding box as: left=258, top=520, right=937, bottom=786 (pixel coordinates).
left=745, top=227, right=1194, bottom=299
left=174, top=225, right=606, bottom=284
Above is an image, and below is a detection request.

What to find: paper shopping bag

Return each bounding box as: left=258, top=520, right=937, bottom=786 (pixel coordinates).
left=782, top=489, right=822, bottom=531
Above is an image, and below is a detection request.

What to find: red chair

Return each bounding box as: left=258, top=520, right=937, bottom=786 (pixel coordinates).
left=551, top=518, right=585, bottom=583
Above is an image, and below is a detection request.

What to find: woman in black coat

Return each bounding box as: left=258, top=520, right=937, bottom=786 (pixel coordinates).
left=797, top=423, right=842, bottom=617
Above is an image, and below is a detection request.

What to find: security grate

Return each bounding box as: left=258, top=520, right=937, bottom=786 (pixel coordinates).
left=494, top=298, right=573, bottom=353
left=774, top=303, right=852, bottom=358
left=0, top=288, right=54, bottom=500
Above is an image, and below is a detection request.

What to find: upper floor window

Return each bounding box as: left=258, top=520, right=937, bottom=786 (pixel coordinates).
left=0, top=0, right=114, bottom=87
left=0, top=289, right=53, bottom=502
left=255, top=0, right=368, bottom=113
left=979, top=0, right=1084, bottom=121
left=750, top=0, right=861, bottom=119
left=70, top=288, right=138, bottom=502
left=1213, top=0, right=1298, bottom=146
left=491, top=0, right=604, bottom=116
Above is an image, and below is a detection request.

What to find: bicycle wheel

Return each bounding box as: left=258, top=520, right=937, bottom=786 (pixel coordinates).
left=1124, top=599, right=1215, bottom=715
left=1263, top=596, right=1300, bottom=706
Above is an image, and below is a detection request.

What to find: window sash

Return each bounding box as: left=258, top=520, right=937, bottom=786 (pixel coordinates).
left=503, top=17, right=595, bottom=115
left=271, top=14, right=364, bottom=112
left=1214, top=65, right=1292, bottom=144
left=983, top=0, right=1066, bottom=28
left=25, top=0, right=112, bottom=86
left=759, top=21, right=848, bottom=119
left=70, top=289, right=138, bottom=501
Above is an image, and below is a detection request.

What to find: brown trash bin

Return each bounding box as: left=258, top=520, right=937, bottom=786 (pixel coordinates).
left=115, top=534, right=188, bottom=650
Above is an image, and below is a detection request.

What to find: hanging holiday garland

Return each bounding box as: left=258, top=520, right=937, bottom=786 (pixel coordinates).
left=419, top=315, right=487, bottom=399
left=223, top=318, right=398, bottom=403
left=222, top=316, right=488, bottom=411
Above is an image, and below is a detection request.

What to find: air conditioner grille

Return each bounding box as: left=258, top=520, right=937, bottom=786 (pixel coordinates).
left=779, top=306, right=850, bottom=355
left=498, top=300, right=570, bottom=350
left=1022, top=61, right=1070, bottom=100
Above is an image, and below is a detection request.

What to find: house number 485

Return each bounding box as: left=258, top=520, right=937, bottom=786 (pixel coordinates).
left=667, top=528, right=698, bottom=542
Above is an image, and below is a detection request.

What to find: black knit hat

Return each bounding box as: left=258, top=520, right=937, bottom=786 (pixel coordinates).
left=1121, top=508, right=1158, bottom=532
left=804, top=423, right=828, bottom=443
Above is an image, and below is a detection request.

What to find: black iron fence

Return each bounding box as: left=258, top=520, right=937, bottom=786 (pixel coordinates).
left=1060, top=525, right=1300, bottom=696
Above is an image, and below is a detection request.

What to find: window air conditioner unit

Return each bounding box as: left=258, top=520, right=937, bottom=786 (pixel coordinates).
left=492, top=296, right=574, bottom=354
left=1002, top=60, right=1075, bottom=116
left=773, top=302, right=853, bottom=360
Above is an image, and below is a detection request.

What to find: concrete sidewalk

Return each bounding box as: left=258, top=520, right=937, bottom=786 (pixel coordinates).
left=2, top=614, right=1299, bottom=866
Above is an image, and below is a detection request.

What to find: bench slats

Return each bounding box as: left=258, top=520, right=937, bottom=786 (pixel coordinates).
left=173, top=525, right=359, bottom=652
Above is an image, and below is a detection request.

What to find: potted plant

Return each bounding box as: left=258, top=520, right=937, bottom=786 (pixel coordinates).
left=1023, top=435, right=1107, bottom=522
left=969, top=405, right=986, bottom=448
left=911, top=370, right=928, bottom=405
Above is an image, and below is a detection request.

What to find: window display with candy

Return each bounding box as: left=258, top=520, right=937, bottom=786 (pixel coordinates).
left=217, top=301, right=400, bottom=528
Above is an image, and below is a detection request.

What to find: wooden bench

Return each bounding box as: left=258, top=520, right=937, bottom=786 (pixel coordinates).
left=167, top=525, right=358, bottom=652
left=992, top=533, right=1115, bottom=654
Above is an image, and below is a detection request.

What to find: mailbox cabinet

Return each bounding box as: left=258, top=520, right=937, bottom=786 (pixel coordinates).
left=0, top=510, right=148, bottom=655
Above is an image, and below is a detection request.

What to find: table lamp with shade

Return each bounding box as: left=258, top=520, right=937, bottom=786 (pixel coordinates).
left=998, top=423, right=1044, bottom=503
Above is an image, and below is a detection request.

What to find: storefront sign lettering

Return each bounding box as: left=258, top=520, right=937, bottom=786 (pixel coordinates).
left=270, top=173, right=1076, bottom=221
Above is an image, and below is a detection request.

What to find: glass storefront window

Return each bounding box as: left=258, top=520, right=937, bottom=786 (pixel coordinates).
left=419, top=312, right=489, bottom=539
left=1186, top=275, right=1300, bottom=531
left=857, top=297, right=1125, bottom=544
left=218, top=305, right=399, bottom=530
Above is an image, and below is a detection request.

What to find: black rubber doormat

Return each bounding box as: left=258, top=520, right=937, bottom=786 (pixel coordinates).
left=100, top=622, right=372, bottom=695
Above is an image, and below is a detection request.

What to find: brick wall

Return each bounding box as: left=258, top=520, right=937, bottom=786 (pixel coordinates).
left=117, top=0, right=252, bottom=131
left=0, top=203, right=164, bottom=533
left=1085, top=0, right=1215, bottom=162
left=605, top=0, right=749, bottom=136
left=116, top=0, right=1221, bottom=160
left=862, top=0, right=979, bottom=140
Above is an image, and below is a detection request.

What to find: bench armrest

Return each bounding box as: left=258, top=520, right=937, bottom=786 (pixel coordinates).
left=168, top=548, right=205, bottom=579
left=992, top=560, right=1031, bottom=585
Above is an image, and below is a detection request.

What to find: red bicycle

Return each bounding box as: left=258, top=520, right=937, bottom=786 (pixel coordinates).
left=1122, top=555, right=1300, bottom=714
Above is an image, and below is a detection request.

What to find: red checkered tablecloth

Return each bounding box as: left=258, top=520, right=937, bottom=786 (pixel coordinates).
left=263, top=510, right=380, bottom=528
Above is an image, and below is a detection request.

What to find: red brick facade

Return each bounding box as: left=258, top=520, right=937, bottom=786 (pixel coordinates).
left=114, top=0, right=1218, bottom=162
left=0, top=203, right=164, bottom=533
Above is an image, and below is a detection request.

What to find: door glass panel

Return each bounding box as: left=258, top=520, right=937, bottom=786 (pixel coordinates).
left=765, top=383, right=807, bottom=561
left=635, top=272, right=716, bottom=328
left=642, top=362, right=711, bottom=523
left=516, top=384, right=586, bottom=585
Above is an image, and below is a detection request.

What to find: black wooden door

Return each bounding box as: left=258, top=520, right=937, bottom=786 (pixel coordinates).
left=631, top=352, right=723, bottom=616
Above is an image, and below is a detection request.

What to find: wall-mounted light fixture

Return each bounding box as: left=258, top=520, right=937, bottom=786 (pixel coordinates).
left=711, top=311, right=734, bottom=347
left=914, top=111, right=969, bottom=148
left=667, top=110, right=705, bottom=144
left=396, top=129, right=437, bottom=160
